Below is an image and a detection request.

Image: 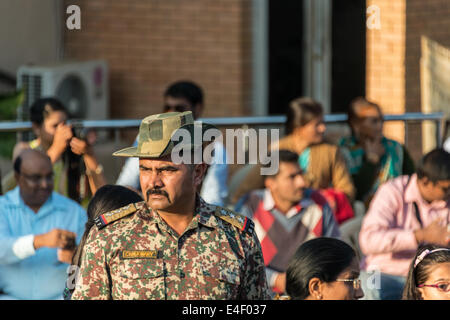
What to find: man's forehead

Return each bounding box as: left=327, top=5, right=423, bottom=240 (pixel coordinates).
left=164, top=96, right=193, bottom=108
left=21, top=156, right=52, bottom=174
left=139, top=157, right=182, bottom=168
left=279, top=161, right=302, bottom=173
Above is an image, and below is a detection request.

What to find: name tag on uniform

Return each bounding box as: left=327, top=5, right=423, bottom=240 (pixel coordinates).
left=120, top=250, right=162, bottom=260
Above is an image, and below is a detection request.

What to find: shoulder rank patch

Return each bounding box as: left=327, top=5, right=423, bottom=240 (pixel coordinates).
left=94, top=203, right=139, bottom=229
left=214, top=207, right=254, bottom=235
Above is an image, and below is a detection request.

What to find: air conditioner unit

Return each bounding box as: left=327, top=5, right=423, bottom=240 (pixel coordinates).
left=16, top=60, right=109, bottom=121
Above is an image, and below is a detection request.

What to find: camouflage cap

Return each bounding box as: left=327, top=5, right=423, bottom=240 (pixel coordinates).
left=113, top=111, right=218, bottom=158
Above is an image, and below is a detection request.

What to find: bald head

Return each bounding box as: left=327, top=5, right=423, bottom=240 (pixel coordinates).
left=14, top=149, right=54, bottom=212
left=14, top=149, right=51, bottom=174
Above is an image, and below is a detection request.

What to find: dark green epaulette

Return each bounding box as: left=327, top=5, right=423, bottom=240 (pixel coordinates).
left=214, top=206, right=255, bottom=235
left=94, top=202, right=141, bottom=229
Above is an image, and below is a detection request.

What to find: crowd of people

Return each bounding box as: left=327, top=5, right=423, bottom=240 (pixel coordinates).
left=0, top=80, right=448, bottom=300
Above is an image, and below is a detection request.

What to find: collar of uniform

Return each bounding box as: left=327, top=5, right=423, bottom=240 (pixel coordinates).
left=137, top=196, right=217, bottom=229
left=9, top=186, right=60, bottom=218
left=195, top=196, right=218, bottom=229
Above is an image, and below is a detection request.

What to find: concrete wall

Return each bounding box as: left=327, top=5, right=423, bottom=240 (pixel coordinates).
left=0, top=0, right=61, bottom=78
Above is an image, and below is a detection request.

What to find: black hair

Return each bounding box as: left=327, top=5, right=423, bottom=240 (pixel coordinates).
left=29, top=97, right=68, bottom=125
left=402, top=244, right=450, bottom=300
left=68, top=185, right=143, bottom=296
left=286, top=237, right=356, bottom=300
left=416, top=148, right=450, bottom=183
left=164, top=81, right=204, bottom=107
left=262, top=149, right=299, bottom=179
left=13, top=155, right=22, bottom=174
left=285, top=97, right=323, bottom=135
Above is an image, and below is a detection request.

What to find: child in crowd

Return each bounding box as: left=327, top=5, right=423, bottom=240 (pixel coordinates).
left=402, top=244, right=450, bottom=300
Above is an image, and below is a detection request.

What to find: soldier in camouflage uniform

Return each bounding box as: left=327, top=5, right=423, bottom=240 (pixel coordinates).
left=71, top=112, right=269, bottom=299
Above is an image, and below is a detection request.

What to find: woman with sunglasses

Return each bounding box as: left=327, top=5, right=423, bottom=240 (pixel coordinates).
left=338, top=97, right=415, bottom=207
left=280, top=237, right=364, bottom=300
left=402, top=244, right=450, bottom=300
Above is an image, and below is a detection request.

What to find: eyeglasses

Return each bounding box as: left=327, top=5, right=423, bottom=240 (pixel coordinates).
left=418, top=282, right=450, bottom=293
left=335, top=278, right=361, bottom=290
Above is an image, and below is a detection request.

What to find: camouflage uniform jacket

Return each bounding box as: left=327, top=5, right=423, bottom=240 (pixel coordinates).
left=71, top=197, right=270, bottom=300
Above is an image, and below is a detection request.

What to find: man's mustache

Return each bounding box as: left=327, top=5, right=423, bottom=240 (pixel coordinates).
left=146, top=189, right=171, bottom=203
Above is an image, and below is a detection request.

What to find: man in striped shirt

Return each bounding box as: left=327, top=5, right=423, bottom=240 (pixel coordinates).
left=239, top=150, right=341, bottom=295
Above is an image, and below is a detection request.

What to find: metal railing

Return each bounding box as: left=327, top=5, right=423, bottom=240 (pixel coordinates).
left=0, top=112, right=445, bottom=146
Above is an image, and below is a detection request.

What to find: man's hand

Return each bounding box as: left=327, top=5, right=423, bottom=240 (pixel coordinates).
left=364, top=136, right=385, bottom=164
left=414, top=218, right=450, bottom=246
left=33, top=229, right=76, bottom=250
left=47, top=123, right=73, bottom=162
left=70, top=137, right=93, bottom=156
left=57, top=248, right=76, bottom=264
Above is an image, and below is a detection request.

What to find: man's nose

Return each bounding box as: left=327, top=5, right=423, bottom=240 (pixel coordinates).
left=147, top=171, right=164, bottom=188
left=295, top=174, right=306, bottom=188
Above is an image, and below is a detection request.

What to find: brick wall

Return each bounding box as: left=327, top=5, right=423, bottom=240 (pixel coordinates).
left=366, top=0, right=450, bottom=161
left=365, top=0, right=406, bottom=145
left=63, top=0, right=253, bottom=122
left=405, top=0, right=450, bottom=159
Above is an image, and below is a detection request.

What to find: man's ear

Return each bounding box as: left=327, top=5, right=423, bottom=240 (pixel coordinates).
left=264, top=176, right=275, bottom=190
left=31, top=123, right=41, bottom=137
left=193, top=163, right=208, bottom=187
left=419, top=176, right=430, bottom=187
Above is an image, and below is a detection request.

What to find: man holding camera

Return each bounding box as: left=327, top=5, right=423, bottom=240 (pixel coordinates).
left=0, top=149, right=87, bottom=299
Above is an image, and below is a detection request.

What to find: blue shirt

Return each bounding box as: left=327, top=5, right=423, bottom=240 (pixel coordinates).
left=116, top=136, right=229, bottom=206
left=0, top=187, right=87, bottom=300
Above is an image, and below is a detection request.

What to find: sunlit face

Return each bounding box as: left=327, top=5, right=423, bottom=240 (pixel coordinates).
left=139, top=156, right=205, bottom=212
left=266, top=162, right=306, bottom=205
left=39, top=110, right=68, bottom=145
left=352, top=106, right=383, bottom=140
left=418, top=262, right=450, bottom=300
left=295, top=116, right=326, bottom=145
left=320, top=257, right=364, bottom=300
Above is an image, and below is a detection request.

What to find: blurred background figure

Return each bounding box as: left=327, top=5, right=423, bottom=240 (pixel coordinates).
left=283, top=237, right=364, bottom=300
left=64, top=184, right=143, bottom=300
left=339, top=97, right=415, bottom=208
left=0, top=149, right=86, bottom=300
left=116, top=80, right=228, bottom=206
left=2, top=98, right=106, bottom=205
left=231, top=97, right=355, bottom=224
left=402, top=244, right=450, bottom=300
left=239, top=150, right=341, bottom=296
left=359, top=148, right=450, bottom=300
